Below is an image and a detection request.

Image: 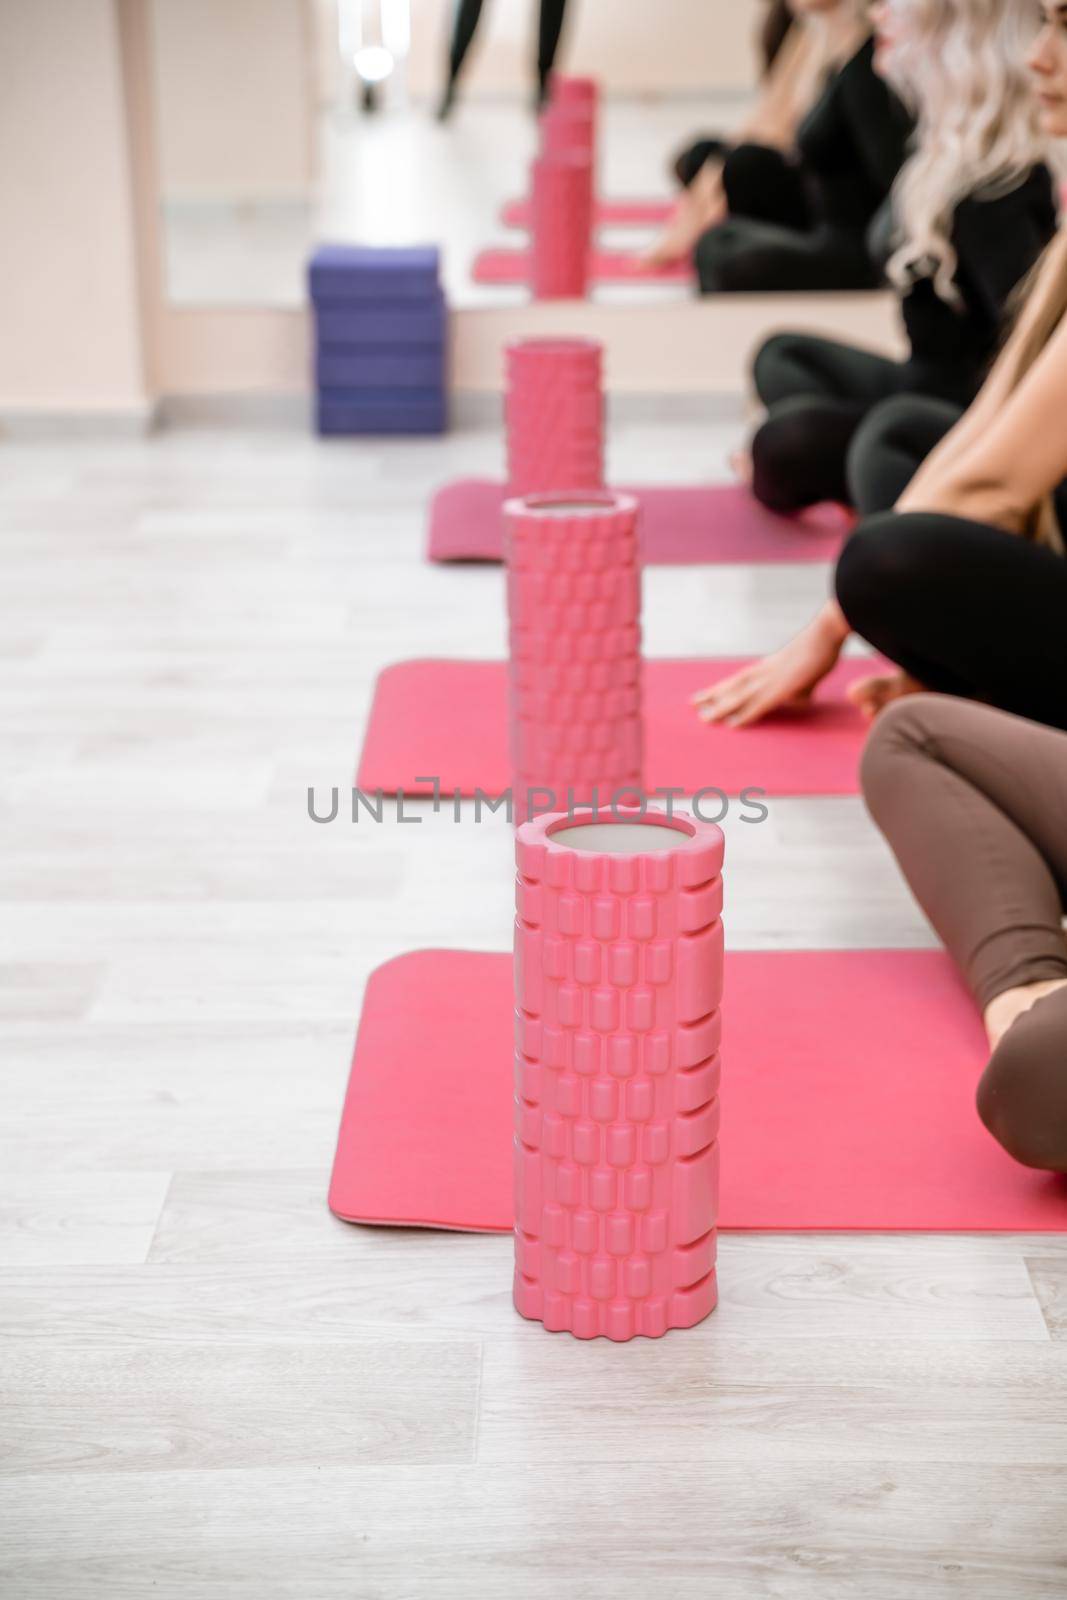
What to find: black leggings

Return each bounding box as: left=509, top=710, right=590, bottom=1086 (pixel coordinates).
left=751, top=334, right=970, bottom=513
left=674, top=136, right=730, bottom=190
left=846, top=393, right=963, bottom=515
left=447, top=0, right=567, bottom=95
left=676, top=140, right=812, bottom=238
left=695, top=148, right=874, bottom=294
left=835, top=513, right=1067, bottom=732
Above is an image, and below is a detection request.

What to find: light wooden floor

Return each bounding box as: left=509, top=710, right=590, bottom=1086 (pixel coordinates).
left=2, top=414, right=1066, bottom=1598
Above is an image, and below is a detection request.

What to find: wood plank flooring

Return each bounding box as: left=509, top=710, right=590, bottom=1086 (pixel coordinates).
left=1, top=418, right=1065, bottom=1597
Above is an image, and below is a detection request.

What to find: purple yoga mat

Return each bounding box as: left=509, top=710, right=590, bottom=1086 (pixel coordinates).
left=317, top=391, right=447, bottom=437
left=308, top=244, right=441, bottom=302
left=314, top=296, right=447, bottom=347
left=316, top=347, right=445, bottom=389
left=426, top=479, right=851, bottom=565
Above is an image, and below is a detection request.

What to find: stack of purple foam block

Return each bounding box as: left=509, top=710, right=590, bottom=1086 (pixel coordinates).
left=308, top=244, right=448, bottom=436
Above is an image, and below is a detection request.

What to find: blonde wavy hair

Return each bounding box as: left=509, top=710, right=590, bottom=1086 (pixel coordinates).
left=881, top=0, right=1047, bottom=303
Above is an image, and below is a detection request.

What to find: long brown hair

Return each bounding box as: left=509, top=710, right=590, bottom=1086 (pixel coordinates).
left=999, top=229, right=1067, bottom=547
left=760, top=1, right=795, bottom=74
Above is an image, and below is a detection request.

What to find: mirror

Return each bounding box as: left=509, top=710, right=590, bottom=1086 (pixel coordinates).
left=151, top=0, right=760, bottom=311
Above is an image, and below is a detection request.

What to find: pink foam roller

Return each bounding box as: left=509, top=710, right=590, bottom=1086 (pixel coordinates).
left=540, top=101, right=596, bottom=165
left=550, top=75, right=598, bottom=110
left=505, top=338, right=603, bottom=496
left=530, top=153, right=593, bottom=300
left=513, top=805, right=725, bottom=1341
left=504, top=491, right=642, bottom=825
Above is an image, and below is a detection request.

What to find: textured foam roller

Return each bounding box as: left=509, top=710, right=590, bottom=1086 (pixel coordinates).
left=328, top=946, right=1067, bottom=1234
left=512, top=806, right=725, bottom=1340
left=501, top=197, right=674, bottom=230
left=550, top=75, right=598, bottom=109
left=505, top=492, right=641, bottom=823
left=315, top=297, right=447, bottom=347
left=308, top=244, right=441, bottom=302
left=473, top=247, right=692, bottom=286
left=355, top=656, right=879, bottom=798
left=427, top=479, right=850, bottom=564
left=540, top=100, right=596, bottom=165
left=315, top=346, right=445, bottom=390
left=505, top=339, right=603, bottom=496
left=531, top=154, right=593, bottom=300
left=316, top=391, right=447, bottom=436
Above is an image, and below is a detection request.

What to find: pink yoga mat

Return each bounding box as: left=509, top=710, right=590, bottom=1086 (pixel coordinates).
left=329, top=948, right=1067, bottom=1232
left=473, top=247, right=692, bottom=287
left=427, top=480, right=850, bottom=565
left=502, top=197, right=675, bottom=229
left=356, top=657, right=876, bottom=799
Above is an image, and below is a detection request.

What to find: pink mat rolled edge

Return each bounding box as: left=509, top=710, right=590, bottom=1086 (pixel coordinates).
left=355, top=656, right=879, bottom=799
left=328, top=948, right=1067, bottom=1234
left=473, top=247, right=693, bottom=287
left=427, top=479, right=851, bottom=565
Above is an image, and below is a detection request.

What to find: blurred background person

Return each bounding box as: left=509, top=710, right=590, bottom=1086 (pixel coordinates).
left=645, top=1, right=835, bottom=267
left=694, top=0, right=912, bottom=292
left=438, top=0, right=570, bottom=118
left=745, top=0, right=1055, bottom=514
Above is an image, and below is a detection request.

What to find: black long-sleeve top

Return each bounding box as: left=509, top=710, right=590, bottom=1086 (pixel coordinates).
left=898, top=164, right=1058, bottom=401
left=796, top=35, right=913, bottom=236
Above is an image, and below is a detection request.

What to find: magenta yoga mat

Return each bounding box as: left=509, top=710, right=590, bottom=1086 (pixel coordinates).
left=426, top=480, right=851, bottom=565
left=501, top=196, right=676, bottom=229
left=355, top=657, right=878, bottom=799
left=329, top=948, right=1067, bottom=1233
left=473, top=246, right=693, bottom=287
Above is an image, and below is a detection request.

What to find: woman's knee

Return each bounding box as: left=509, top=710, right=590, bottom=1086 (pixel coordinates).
left=834, top=513, right=928, bottom=634
left=721, top=140, right=782, bottom=195
left=750, top=399, right=824, bottom=512
left=858, top=693, right=951, bottom=818
left=753, top=332, right=811, bottom=407
left=673, top=136, right=726, bottom=188
left=977, top=1003, right=1067, bottom=1171
left=846, top=396, right=961, bottom=516
left=846, top=396, right=927, bottom=515
left=695, top=225, right=752, bottom=293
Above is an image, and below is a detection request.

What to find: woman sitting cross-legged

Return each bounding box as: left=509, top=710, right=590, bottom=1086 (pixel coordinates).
left=862, top=694, right=1067, bottom=1172
left=694, top=0, right=912, bottom=293
left=745, top=0, right=1057, bottom=515
left=645, top=1, right=841, bottom=268
left=693, top=3, right=1067, bottom=733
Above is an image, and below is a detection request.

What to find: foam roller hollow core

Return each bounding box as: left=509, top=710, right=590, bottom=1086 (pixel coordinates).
left=505, top=337, right=603, bottom=497
left=505, top=490, right=642, bottom=825
left=513, top=805, right=725, bottom=1341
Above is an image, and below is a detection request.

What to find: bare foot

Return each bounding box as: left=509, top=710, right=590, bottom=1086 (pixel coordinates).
left=846, top=669, right=924, bottom=719
left=984, top=978, right=1067, bottom=1050
left=641, top=238, right=685, bottom=268
left=640, top=206, right=695, bottom=268
left=730, top=449, right=753, bottom=487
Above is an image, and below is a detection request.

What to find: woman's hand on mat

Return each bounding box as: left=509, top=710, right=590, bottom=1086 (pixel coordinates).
left=691, top=604, right=848, bottom=728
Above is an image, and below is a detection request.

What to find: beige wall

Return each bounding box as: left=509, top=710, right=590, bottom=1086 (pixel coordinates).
left=406, top=0, right=762, bottom=97
left=151, top=0, right=314, bottom=200
left=0, top=0, right=149, bottom=417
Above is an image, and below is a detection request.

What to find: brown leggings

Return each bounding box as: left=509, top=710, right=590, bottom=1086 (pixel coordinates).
left=861, top=694, right=1067, bottom=1170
